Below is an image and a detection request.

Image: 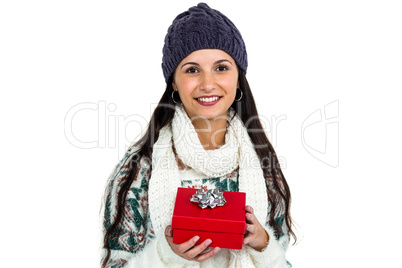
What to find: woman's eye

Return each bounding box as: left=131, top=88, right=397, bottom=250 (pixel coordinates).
left=216, top=65, right=228, bottom=71
left=185, top=67, right=199, bottom=73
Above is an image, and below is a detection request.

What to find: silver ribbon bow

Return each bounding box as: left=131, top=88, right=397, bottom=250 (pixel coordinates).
left=190, top=188, right=227, bottom=209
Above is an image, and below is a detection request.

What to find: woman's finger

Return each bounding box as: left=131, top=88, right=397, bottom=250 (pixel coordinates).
left=246, top=212, right=256, bottom=224
left=195, top=247, right=221, bottom=262
left=175, top=236, right=201, bottom=253
left=243, top=235, right=251, bottom=245
left=245, top=205, right=254, bottom=214
left=184, top=239, right=212, bottom=259
left=246, top=223, right=255, bottom=234
left=165, top=225, right=173, bottom=237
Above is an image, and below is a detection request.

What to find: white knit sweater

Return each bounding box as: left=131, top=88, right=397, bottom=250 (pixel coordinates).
left=101, top=106, right=291, bottom=267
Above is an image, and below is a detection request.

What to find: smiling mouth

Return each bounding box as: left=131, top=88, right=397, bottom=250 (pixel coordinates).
left=195, top=96, right=221, bottom=103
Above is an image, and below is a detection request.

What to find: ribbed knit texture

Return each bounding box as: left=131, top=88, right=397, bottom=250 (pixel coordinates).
left=172, top=105, right=239, bottom=178
left=161, top=2, right=248, bottom=82
left=101, top=106, right=292, bottom=267
left=147, top=105, right=276, bottom=266
left=149, top=105, right=267, bottom=232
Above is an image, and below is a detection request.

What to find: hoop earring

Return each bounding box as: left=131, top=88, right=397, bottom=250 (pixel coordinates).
left=172, top=91, right=179, bottom=104
left=235, top=88, right=243, bottom=101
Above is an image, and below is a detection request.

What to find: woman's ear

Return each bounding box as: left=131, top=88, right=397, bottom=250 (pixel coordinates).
left=172, top=80, right=177, bottom=91
left=237, top=70, right=240, bottom=89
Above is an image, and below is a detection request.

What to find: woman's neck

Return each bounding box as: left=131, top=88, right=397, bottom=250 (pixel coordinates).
left=191, top=116, right=227, bottom=150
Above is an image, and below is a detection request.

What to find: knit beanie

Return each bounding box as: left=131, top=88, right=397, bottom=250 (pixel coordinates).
left=162, top=2, right=248, bottom=82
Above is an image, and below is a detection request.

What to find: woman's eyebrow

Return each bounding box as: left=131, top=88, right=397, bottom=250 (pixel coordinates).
left=180, top=62, right=200, bottom=69
left=180, top=59, right=233, bottom=69
left=215, top=59, right=233, bottom=65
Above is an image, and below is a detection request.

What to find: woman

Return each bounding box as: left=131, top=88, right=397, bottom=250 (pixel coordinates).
left=101, top=3, right=296, bottom=267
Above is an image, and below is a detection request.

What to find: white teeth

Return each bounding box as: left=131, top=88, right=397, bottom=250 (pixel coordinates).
left=198, top=96, right=219, bottom=102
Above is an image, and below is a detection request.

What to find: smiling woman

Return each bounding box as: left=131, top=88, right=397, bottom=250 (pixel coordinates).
left=173, top=50, right=238, bottom=114
left=101, top=3, right=296, bottom=267
left=172, top=49, right=239, bottom=148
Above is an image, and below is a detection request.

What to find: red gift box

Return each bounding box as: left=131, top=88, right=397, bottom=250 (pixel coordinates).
left=172, top=187, right=246, bottom=250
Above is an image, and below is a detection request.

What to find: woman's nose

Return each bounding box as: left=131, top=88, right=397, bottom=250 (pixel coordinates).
left=199, top=71, right=215, bottom=92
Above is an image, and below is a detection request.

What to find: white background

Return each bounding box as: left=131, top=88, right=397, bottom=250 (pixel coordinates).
left=1, top=0, right=401, bottom=267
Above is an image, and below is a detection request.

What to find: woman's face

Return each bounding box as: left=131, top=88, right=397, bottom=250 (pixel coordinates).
left=172, top=49, right=239, bottom=121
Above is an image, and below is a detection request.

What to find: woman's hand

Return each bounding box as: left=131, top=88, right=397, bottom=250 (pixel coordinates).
left=243, top=205, right=269, bottom=251
left=165, top=225, right=221, bottom=262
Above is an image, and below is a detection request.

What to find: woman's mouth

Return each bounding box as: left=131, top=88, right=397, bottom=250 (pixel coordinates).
left=195, top=96, right=222, bottom=106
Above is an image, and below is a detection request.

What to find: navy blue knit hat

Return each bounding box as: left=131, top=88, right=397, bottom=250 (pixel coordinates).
left=162, top=3, right=248, bottom=82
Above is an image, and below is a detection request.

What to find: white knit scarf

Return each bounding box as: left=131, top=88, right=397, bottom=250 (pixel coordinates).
left=149, top=105, right=268, bottom=240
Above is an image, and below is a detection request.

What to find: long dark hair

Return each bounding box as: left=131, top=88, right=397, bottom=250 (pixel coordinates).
left=101, top=70, right=296, bottom=267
